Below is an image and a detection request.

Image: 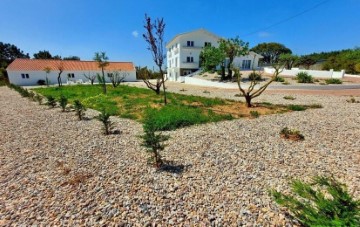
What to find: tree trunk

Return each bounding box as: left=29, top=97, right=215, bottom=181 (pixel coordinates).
left=245, top=95, right=252, bottom=107
left=101, top=68, right=107, bottom=94
left=160, top=69, right=167, bottom=105
left=57, top=76, right=62, bottom=87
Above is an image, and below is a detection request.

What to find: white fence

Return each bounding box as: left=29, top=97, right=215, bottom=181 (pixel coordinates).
left=264, top=67, right=345, bottom=79
left=180, top=76, right=250, bottom=89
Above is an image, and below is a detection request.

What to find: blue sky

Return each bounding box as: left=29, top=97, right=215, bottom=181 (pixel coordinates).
left=1, top=0, right=359, bottom=67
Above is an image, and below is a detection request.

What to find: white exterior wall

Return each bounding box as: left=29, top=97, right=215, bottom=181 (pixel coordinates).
left=264, top=67, right=345, bottom=79
left=233, top=54, right=261, bottom=70
left=7, top=70, right=137, bottom=86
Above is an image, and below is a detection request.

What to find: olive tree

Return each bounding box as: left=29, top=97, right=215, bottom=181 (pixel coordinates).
left=235, top=64, right=283, bottom=107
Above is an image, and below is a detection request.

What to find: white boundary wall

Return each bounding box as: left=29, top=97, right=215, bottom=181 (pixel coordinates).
left=264, top=67, right=345, bottom=79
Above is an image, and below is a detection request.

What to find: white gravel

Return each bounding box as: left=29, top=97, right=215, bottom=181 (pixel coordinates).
left=0, top=85, right=359, bottom=226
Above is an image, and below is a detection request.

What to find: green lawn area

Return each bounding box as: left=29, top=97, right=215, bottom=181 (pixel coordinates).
left=32, top=84, right=320, bottom=131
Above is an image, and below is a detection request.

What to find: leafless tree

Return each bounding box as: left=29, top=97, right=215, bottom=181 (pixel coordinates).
left=108, top=70, right=128, bottom=87
left=83, top=72, right=97, bottom=85
left=143, top=14, right=167, bottom=104
left=235, top=64, right=283, bottom=107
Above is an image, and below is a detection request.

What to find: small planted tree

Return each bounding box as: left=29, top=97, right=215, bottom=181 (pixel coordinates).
left=46, top=95, right=56, bottom=108
left=43, top=66, right=51, bottom=86
left=270, top=176, right=360, bottom=226
left=59, top=95, right=68, bottom=112
left=83, top=72, right=97, bottom=85
left=235, top=64, right=283, bottom=107
left=143, top=14, right=167, bottom=104
left=96, top=109, right=114, bottom=135
left=108, top=70, right=128, bottom=88
left=140, top=112, right=170, bottom=168
left=74, top=100, right=86, bottom=120
left=94, top=52, right=109, bottom=94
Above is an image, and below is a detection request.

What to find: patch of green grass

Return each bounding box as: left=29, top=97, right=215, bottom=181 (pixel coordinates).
left=325, top=78, right=342, bottom=84
left=143, top=105, right=233, bottom=131
left=288, top=105, right=306, bottom=111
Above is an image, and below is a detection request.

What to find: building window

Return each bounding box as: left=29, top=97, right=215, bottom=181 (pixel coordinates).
left=67, top=73, right=75, bottom=78
left=175, top=57, right=178, bottom=67
left=107, top=73, right=113, bottom=78
left=186, top=57, right=194, bottom=63
left=242, top=60, right=251, bottom=69
left=204, top=42, right=211, bottom=47
left=21, top=73, right=29, bottom=79
left=187, top=41, right=194, bottom=47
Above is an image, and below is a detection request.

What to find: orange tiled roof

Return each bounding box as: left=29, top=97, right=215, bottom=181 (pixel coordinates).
left=6, top=59, right=135, bottom=71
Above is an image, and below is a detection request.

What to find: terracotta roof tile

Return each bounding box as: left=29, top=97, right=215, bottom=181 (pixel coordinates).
left=6, top=59, right=135, bottom=71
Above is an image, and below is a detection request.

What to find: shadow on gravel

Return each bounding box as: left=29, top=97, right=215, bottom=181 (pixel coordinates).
left=157, top=162, right=191, bottom=174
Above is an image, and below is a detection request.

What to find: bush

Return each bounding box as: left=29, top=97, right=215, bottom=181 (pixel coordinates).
left=270, top=176, right=360, bottom=226
left=96, top=109, right=114, bottom=135
left=283, top=96, right=296, bottom=100
left=325, top=78, right=342, bottom=84
left=248, top=71, right=262, bottom=81
left=46, top=95, right=56, bottom=108
left=74, top=100, right=86, bottom=120
left=250, top=110, right=259, bottom=118
left=280, top=127, right=304, bottom=141
left=59, top=95, right=68, bottom=112
left=37, top=79, right=46, bottom=86
left=274, top=76, right=285, bottom=82
left=288, top=105, right=306, bottom=111
left=296, top=72, right=313, bottom=83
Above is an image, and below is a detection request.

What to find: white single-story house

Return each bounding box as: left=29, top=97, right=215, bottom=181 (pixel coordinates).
left=166, top=28, right=263, bottom=81
left=6, top=59, right=137, bottom=86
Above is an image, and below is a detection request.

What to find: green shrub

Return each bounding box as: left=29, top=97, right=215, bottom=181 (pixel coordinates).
left=270, top=176, right=360, bottom=226
left=283, top=96, right=296, bottom=100
left=274, top=76, right=285, bottom=82
left=288, top=105, right=306, bottom=111
left=74, top=100, right=86, bottom=120
left=282, top=81, right=290, bottom=85
left=139, top=124, right=170, bottom=168
left=59, top=95, right=68, bottom=112
left=325, top=78, right=342, bottom=84
left=248, top=71, right=262, bottom=81
left=46, top=95, right=56, bottom=108
left=280, top=127, right=304, bottom=141
left=250, top=111, right=259, bottom=118
left=296, top=72, right=313, bottom=83
left=96, top=109, right=114, bottom=135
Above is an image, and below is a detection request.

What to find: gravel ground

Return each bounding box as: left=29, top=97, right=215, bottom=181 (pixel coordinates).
left=1, top=85, right=359, bottom=226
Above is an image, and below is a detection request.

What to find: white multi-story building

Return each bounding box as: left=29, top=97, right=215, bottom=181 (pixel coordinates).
left=166, top=29, right=262, bottom=81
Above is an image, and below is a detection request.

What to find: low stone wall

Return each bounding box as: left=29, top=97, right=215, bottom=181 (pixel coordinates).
left=264, top=67, right=345, bottom=79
